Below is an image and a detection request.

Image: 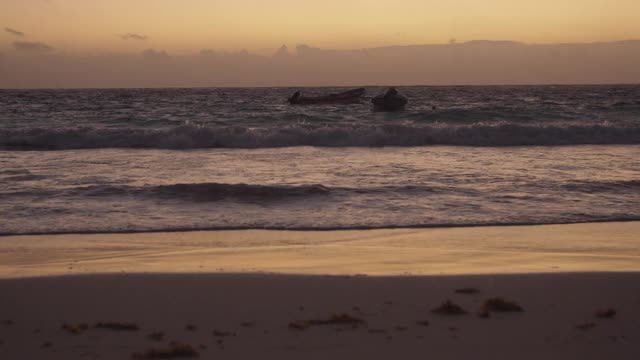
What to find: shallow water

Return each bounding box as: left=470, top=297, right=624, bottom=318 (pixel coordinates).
left=1, top=145, right=638, bottom=234
left=0, top=86, right=639, bottom=234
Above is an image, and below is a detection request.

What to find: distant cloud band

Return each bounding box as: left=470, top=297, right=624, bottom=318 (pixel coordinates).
left=5, top=27, right=25, bottom=36
left=142, top=49, right=168, bottom=58
left=13, top=41, right=55, bottom=52
left=121, top=33, right=148, bottom=41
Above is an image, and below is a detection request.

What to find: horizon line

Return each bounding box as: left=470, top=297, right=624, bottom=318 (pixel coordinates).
left=2, top=38, right=640, bottom=57
left=2, top=83, right=640, bottom=91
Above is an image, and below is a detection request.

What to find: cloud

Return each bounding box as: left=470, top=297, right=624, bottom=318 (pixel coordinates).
left=1, top=40, right=640, bottom=88
left=199, top=49, right=218, bottom=57
left=121, top=33, right=148, bottom=41
left=142, top=48, right=168, bottom=58
left=273, top=44, right=290, bottom=58
left=5, top=27, right=25, bottom=36
left=13, top=41, right=55, bottom=52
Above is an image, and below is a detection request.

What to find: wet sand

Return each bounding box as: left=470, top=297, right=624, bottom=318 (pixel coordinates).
left=1, top=222, right=639, bottom=277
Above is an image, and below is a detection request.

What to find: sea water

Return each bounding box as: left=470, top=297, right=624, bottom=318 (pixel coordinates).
left=1, top=86, right=639, bottom=234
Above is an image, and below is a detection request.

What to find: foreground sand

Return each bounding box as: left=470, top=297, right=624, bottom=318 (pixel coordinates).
left=1, top=272, right=639, bottom=359
left=1, top=222, right=639, bottom=359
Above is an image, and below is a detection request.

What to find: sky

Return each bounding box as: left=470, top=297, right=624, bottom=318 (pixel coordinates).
left=1, top=0, right=640, bottom=87
left=2, top=0, right=640, bottom=54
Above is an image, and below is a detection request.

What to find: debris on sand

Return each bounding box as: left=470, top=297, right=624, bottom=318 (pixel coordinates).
left=289, top=313, right=366, bottom=330
left=212, top=330, right=236, bottom=337
left=576, top=322, right=597, bottom=331
left=132, top=341, right=199, bottom=359
left=482, top=297, right=524, bottom=312
left=95, top=322, right=140, bottom=331
left=595, top=308, right=616, bottom=319
left=455, top=288, right=480, bottom=295
left=61, top=323, right=89, bottom=334
left=432, top=300, right=468, bottom=315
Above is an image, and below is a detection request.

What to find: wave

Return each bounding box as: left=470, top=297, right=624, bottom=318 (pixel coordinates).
left=559, top=180, right=640, bottom=193
left=4, top=180, right=638, bottom=203
left=2, top=218, right=640, bottom=237
left=2, top=122, right=639, bottom=150
left=1, top=182, right=332, bottom=202
left=151, top=182, right=330, bottom=201
left=1, top=183, right=445, bottom=201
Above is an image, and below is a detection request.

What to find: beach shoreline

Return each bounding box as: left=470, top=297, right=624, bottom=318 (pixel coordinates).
left=1, top=221, right=639, bottom=278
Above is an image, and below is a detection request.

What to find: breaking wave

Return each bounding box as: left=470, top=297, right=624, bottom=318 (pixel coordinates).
left=2, top=122, right=639, bottom=150
left=3, top=180, right=638, bottom=202
left=1, top=182, right=332, bottom=202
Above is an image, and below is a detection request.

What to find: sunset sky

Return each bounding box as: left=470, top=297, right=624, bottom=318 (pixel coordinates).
left=2, top=0, right=640, bottom=54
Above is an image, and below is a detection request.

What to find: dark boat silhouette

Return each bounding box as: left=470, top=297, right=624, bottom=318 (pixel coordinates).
left=288, top=88, right=366, bottom=105
left=372, top=88, right=408, bottom=111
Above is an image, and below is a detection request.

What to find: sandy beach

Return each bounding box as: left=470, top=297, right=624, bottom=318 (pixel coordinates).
left=1, top=272, right=639, bottom=359
left=1, top=222, right=639, bottom=359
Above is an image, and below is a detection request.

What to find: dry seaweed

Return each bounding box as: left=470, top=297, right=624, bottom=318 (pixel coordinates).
left=431, top=300, right=468, bottom=315
left=482, top=297, right=524, bottom=312
left=132, top=341, right=199, bottom=359
left=212, top=330, right=236, bottom=337
left=95, top=322, right=139, bottom=331
left=576, top=322, right=597, bottom=331
left=595, top=308, right=616, bottom=319
left=61, top=323, right=89, bottom=335
left=289, top=313, right=366, bottom=330
left=455, top=288, right=480, bottom=295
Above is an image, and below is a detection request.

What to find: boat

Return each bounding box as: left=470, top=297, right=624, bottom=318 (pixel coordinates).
left=372, top=88, right=408, bottom=111
left=288, top=88, right=366, bottom=105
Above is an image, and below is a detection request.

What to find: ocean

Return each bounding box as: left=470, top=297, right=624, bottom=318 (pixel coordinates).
left=1, top=85, right=639, bottom=235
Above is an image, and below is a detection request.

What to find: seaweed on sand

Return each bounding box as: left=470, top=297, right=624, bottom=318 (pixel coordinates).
left=132, top=341, right=199, bottom=359
left=482, top=297, right=524, bottom=312
left=431, top=300, right=468, bottom=315
left=289, top=313, right=366, bottom=330
left=61, top=323, right=89, bottom=334
left=95, top=322, right=140, bottom=331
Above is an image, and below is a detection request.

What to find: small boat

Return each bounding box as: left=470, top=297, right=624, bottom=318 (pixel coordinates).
left=372, top=88, right=408, bottom=111
left=288, top=88, right=366, bottom=105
